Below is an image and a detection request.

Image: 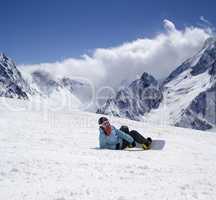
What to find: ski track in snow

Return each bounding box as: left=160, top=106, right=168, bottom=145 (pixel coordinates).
left=0, top=98, right=216, bottom=200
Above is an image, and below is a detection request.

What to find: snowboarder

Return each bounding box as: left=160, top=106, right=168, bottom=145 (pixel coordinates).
left=98, top=117, right=152, bottom=150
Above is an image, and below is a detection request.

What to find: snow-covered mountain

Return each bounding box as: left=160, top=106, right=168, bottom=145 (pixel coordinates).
left=0, top=53, right=82, bottom=110
left=0, top=53, right=31, bottom=99
left=0, top=97, right=216, bottom=200
left=145, top=37, right=216, bottom=130
left=0, top=53, right=89, bottom=110
left=60, top=77, right=93, bottom=105
left=97, top=72, right=163, bottom=120
left=98, top=37, right=216, bottom=131
left=28, top=70, right=92, bottom=109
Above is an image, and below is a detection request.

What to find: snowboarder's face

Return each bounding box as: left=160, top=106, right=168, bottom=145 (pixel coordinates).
left=101, top=120, right=112, bottom=135
left=101, top=120, right=111, bottom=128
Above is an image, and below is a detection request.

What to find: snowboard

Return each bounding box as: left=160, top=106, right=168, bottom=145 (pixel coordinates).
left=124, top=139, right=165, bottom=151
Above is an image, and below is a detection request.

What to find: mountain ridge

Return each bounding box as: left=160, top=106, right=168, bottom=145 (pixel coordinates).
left=0, top=53, right=31, bottom=99
left=1, top=37, right=216, bottom=131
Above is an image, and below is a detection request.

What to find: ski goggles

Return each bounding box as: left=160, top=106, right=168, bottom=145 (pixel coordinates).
left=101, top=120, right=110, bottom=127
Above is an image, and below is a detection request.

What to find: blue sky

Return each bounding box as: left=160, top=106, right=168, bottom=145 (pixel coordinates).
left=1, top=0, right=215, bottom=64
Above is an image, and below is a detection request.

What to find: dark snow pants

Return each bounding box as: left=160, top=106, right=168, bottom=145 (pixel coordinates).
left=121, top=130, right=150, bottom=149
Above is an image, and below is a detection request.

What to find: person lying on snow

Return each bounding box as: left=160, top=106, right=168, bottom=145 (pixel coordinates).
left=98, top=117, right=152, bottom=150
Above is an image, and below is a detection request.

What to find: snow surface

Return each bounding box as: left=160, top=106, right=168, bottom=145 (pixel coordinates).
left=0, top=98, right=216, bottom=200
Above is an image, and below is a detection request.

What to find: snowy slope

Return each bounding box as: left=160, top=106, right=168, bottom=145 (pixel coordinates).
left=144, top=69, right=212, bottom=125
left=0, top=98, right=216, bottom=200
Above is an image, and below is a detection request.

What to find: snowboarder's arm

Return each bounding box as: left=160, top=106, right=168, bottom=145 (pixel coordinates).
left=115, top=128, right=134, bottom=144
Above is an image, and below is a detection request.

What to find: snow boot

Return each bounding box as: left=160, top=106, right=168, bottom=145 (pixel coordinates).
left=142, top=143, right=150, bottom=150
left=147, top=137, right=152, bottom=146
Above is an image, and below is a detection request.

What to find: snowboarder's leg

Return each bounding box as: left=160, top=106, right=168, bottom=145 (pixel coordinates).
left=119, top=126, right=152, bottom=149
left=128, top=130, right=152, bottom=149
left=119, top=125, right=130, bottom=134
left=128, top=130, right=148, bottom=144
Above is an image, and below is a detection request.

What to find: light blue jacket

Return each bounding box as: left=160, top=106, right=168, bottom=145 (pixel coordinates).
left=99, top=125, right=134, bottom=150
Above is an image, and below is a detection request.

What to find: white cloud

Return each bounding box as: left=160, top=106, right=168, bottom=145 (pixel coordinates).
left=163, top=19, right=177, bottom=32
left=200, top=16, right=211, bottom=26
left=19, top=19, right=211, bottom=90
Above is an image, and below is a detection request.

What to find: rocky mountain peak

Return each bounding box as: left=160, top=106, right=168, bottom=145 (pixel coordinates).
left=140, top=72, right=158, bottom=87
left=0, top=53, right=30, bottom=99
